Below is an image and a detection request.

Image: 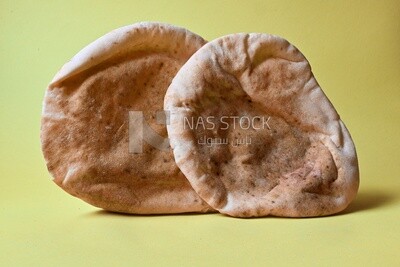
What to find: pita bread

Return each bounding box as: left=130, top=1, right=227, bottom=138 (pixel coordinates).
left=165, top=33, right=359, bottom=217
left=41, top=22, right=213, bottom=214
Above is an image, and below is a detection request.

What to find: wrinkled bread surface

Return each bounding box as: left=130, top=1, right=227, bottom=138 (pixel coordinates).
left=165, top=33, right=359, bottom=217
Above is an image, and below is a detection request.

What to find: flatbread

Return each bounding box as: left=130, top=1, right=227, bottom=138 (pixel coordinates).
left=41, top=22, right=213, bottom=214
left=165, top=33, right=359, bottom=217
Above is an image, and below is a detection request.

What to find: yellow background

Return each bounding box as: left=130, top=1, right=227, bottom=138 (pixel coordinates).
left=1, top=0, right=399, bottom=266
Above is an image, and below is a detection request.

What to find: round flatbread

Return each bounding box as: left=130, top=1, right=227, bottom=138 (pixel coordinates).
left=41, top=22, right=213, bottom=214
left=165, top=33, right=359, bottom=217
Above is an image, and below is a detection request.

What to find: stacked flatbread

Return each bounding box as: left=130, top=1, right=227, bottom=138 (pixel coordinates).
left=41, top=22, right=359, bottom=217
left=165, top=33, right=359, bottom=217
left=41, top=22, right=213, bottom=214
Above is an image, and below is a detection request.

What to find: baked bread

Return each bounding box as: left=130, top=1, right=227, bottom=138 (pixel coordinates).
left=41, top=22, right=213, bottom=214
left=165, top=33, right=359, bottom=217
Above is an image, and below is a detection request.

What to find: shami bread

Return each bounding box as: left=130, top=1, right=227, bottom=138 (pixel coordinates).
left=41, top=22, right=213, bottom=214
left=165, top=33, right=359, bottom=217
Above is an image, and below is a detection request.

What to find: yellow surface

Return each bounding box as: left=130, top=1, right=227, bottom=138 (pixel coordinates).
left=1, top=0, right=399, bottom=266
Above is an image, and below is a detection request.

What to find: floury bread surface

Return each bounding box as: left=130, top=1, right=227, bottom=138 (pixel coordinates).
left=41, top=22, right=213, bottom=214
left=164, top=33, right=359, bottom=217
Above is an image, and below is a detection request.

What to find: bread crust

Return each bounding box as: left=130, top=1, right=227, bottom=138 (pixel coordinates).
left=41, top=22, right=213, bottom=214
left=165, top=33, right=359, bottom=217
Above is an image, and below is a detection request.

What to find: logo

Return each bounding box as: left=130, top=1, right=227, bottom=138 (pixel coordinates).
left=128, top=111, right=271, bottom=153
